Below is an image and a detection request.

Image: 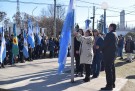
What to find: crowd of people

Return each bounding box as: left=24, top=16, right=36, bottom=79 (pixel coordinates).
left=0, top=23, right=135, bottom=90
left=74, top=23, right=135, bottom=90
left=0, top=32, right=60, bottom=68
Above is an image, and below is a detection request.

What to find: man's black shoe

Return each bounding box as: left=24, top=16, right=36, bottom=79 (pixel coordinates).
left=1, top=64, right=5, bottom=68
left=2, top=65, right=5, bottom=68
left=101, top=86, right=113, bottom=90
left=119, top=57, right=123, bottom=60
left=113, top=84, right=115, bottom=88
left=75, top=74, right=78, bottom=77
left=83, top=77, right=90, bottom=82
left=91, top=75, right=98, bottom=79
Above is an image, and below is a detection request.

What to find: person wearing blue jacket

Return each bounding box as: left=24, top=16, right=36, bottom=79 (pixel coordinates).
left=118, top=35, right=124, bottom=59
left=92, top=29, right=104, bottom=78
left=48, top=37, right=56, bottom=58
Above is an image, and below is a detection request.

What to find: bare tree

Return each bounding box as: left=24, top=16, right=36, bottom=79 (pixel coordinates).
left=13, top=12, right=38, bottom=30
left=4, top=18, right=10, bottom=31
left=39, top=4, right=65, bottom=37
left=38, top=16, right=63, bottom=37
left=41, top=4, right=65, bottom=20
left=97, top=15, right=104, bottom=33
left=0, top=11, right=7, bottom=22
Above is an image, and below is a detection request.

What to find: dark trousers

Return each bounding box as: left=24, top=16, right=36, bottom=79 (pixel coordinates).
left=0, top=58, right=6, bottom=67
left=50, top=51, right=54, bottom=58
left=101, top=59, right=105, bottom=71
left=5, top=51, right=11, bottom=65
left=28, top=48, right=33, bottom=61
left=0, top=62, right=5, bottom=68
left=75, top=54, right=83, bottom=74
left=43, top=49, right=46, bottom=57
left=19, top=51, right=24, bottom=62
left=36, top=45, right=41, bottom=59
left=118, top=47, right=123, bottom=58
left=104, top=60, right=116, bottom=87
left=92, top=53, right=102, bottom=77
left=84, top=64, right=91, bottom=79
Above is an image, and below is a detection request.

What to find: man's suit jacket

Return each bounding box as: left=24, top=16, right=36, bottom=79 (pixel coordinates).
left=102, top=31, right=118, bottom=61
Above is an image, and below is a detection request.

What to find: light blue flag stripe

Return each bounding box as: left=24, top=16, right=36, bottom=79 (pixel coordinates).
left=28, top=19, right=35, bottom=48
left=85, top=19, right=91, bottom=29
left=23, top=30, right=29, bottom=58
left=58, top=0, right=74, bottom=74
left=0, top=27, right=6, bottom=63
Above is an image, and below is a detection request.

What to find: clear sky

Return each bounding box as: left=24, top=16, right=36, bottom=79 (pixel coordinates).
left=0, top=0, right=135, bottom=28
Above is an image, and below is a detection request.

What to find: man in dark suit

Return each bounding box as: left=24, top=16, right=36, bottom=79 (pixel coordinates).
left=101, top=23, right=118, bottom=90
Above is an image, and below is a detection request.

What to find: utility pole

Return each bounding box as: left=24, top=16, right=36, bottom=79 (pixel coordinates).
left=53, top=0, right=56, bottom=38
left=16, top=0, right=21, bottom=28
left=56, top=5, right=61, bottom=19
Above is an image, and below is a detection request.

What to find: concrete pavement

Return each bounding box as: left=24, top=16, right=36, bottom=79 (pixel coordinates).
left=0, top=57, right=127, bottom=91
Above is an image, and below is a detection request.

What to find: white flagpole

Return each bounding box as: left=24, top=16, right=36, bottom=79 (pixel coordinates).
left=71, top=0, right=75, bottom=83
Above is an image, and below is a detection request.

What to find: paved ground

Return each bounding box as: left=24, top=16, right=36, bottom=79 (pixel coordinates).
left=0, top=58, right=128, bottom=91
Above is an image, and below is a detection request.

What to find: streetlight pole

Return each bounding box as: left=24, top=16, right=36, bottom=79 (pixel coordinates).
left=101, top=2, right=108, bottom=34
left=32, top=6, right=37, bottom=16
left=92, top=6, right=95, bottom=31
left=104, top=9, right=107, bottom=34
left=54, top=0, right=56, bottom=38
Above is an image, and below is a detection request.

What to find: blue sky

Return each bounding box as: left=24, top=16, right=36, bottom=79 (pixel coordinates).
left=0, top=0, right=135, bottom=28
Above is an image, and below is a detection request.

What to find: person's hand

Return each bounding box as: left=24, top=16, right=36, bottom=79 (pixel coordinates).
left=76, top=51, right=79, bottom=54
left=74, top=31, right=78, bottom=36
left=96, top=45, right=99, bottom=49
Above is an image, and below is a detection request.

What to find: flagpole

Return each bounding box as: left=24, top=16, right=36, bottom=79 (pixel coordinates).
left=71, top=7, right=75, bottom=83
left=71, top=25, right=74, bottom=83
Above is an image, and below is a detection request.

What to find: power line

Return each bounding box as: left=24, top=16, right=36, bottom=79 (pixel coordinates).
left=1, top=0, right=135, bottom=18
left=76, top=0, right=135, bottom=13
left=0, top=0, right=93, bottom=8
left=125, top=10, right=135, bottom=15
left=0, top=0, right=53, bottom=5
left=76, top=0, right=123, bottom=10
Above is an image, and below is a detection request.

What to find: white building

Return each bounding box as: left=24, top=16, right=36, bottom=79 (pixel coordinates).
left=120, top=10, right=125, bottom=30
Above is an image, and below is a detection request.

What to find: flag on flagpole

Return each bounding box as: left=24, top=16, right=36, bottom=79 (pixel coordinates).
left=0, top=27, right=6, bottom=63
left=58, top=0, right=74, bottom=74
left=0, top=27, right=2, bottom=33
left=12, top=24, right=19, bottom=56
left=36, top=23, right=42, bottom=45
left=85, top=19, right=91, bottom=29
left=27, top=19, right=35, bottom=48
left=23, top=30, right=29, bottom=58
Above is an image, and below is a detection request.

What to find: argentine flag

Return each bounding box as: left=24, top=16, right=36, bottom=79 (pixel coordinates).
left=58, top=0, right=75, bottom=74
left=23, top=30, right=29, bottom=58
left=85, top=19, right=91, bottom=29
left=0, top=27, right=6, bottom=63
left=12, top=24, right=19, bottom=56
left=27, top=19, right=35, bottom=48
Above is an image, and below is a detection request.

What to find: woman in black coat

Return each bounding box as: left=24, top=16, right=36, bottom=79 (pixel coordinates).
left=74, top=29, right=84, bottom=77
left=125, top=36, right=135, bottom=62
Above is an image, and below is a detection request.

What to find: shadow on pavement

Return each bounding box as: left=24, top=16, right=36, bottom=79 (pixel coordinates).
left=0, top=66, right=83, bottom=91
left=126, top=75, right=135, bottom=79
left=115, top=61, right=127, bottom=67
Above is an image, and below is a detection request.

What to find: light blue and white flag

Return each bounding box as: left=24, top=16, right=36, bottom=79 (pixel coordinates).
left=58, top=0, right=75, bottom=74
left=36, top=23, right=42, bottom=45
left=27, top=19, right=35, bottom=48
left=0, top=27, right=6, bottom=63
left=85, top=19, right=91, bottom=29
left=23, top=30, right=29, bottom=58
